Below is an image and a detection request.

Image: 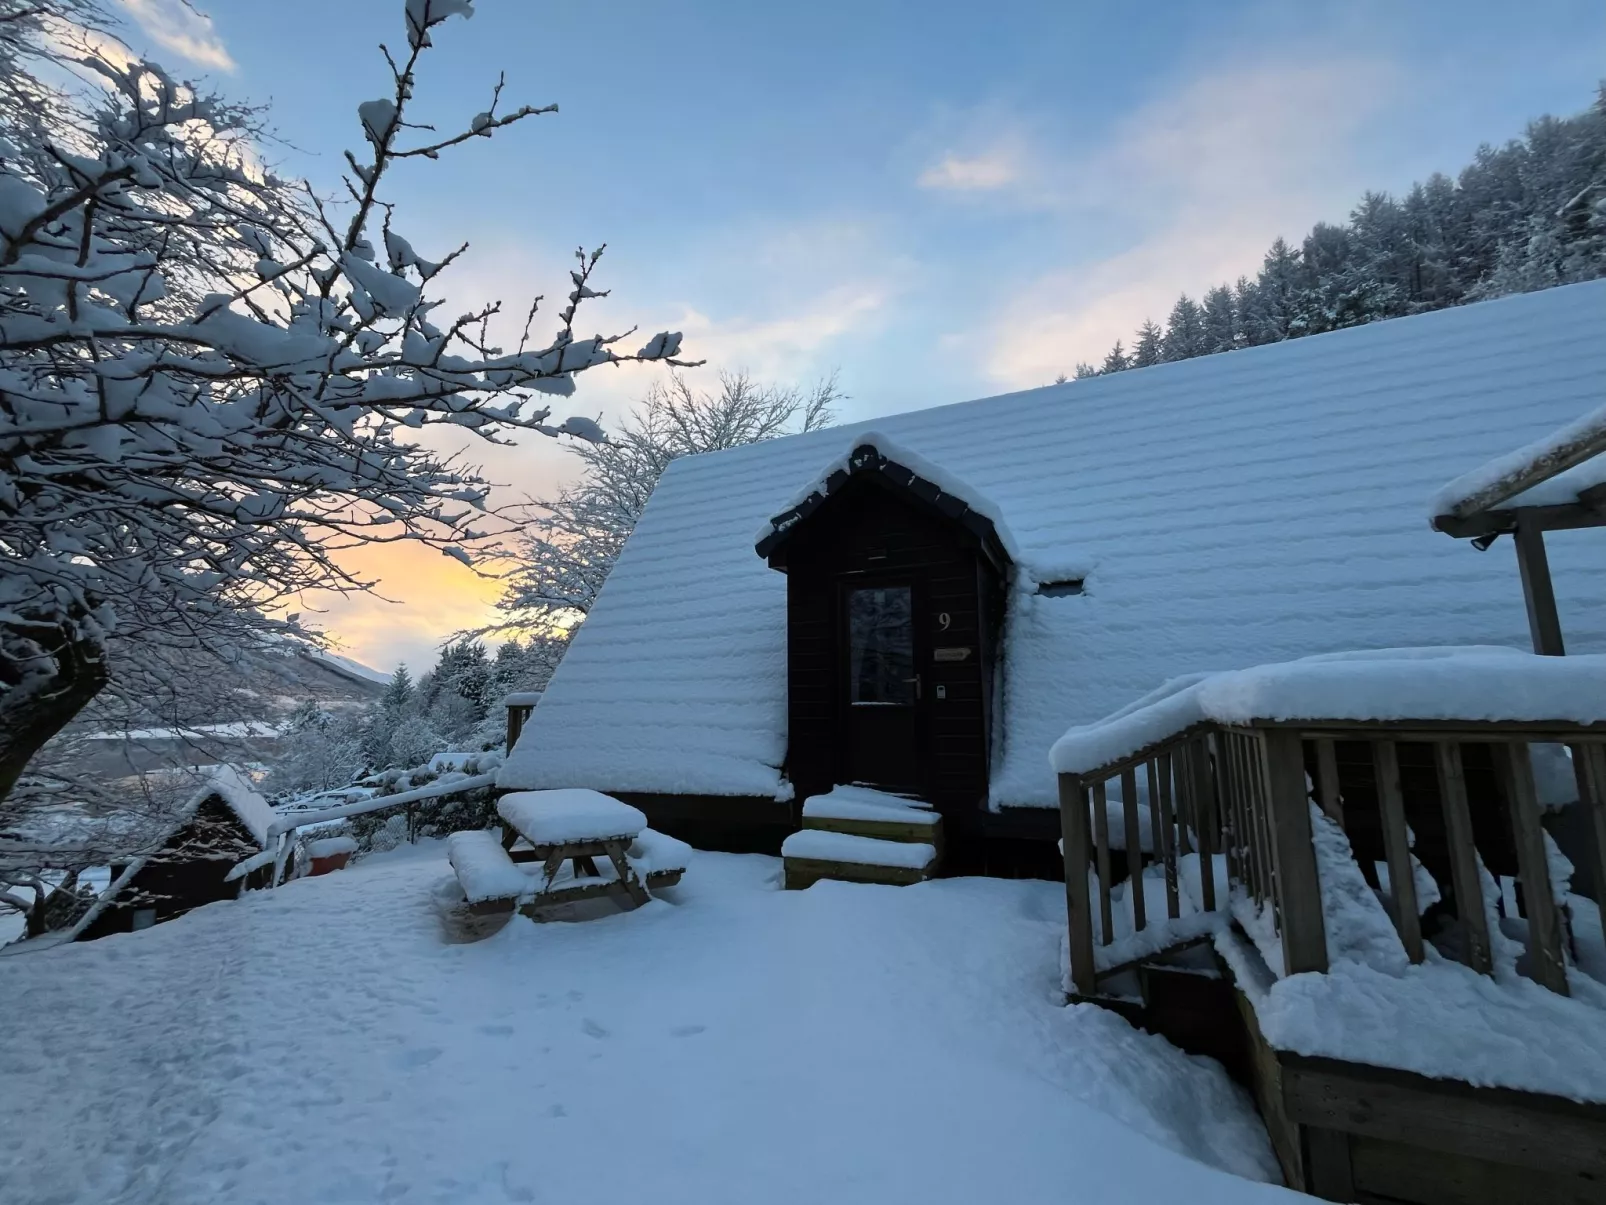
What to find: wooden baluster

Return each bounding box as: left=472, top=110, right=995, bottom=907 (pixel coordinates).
left=1253, top=734, right=1281, bottom=926
left=1092, top=779, right=1114, bottom=946
left=1495, top=742, right=1568, bottom=994
left=1314, top=737, right=1344, bottom=825
left=1191, top=735, right=1217, bottom=912
left=1262, top=729, right=1329, bottom=975
left=1173, top=744, right=1195, bottom=855
left=1149, top=757, right=1180, bottom=920
left=1576, top=743, right=1606, bottom=933
left=1234, top=733, right=1264, bottom=904
left=1213, top=731, right=1242, bottom=888
left=1057, top=773, right=1097, bottom=997
left=1371, top=739, right=1424, bottom=964
left=1433, top=741, right=1493, bottom=975
left=1120, top=767, right=1145, bottom=932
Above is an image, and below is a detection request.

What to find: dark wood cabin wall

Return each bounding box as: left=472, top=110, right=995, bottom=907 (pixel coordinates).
left=78, top=797, right=261, bottom=941
left=780, top=480, right=997, bottom=819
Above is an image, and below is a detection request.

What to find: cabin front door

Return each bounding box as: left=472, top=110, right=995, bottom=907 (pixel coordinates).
left=839, top=579, right=925, bottom=793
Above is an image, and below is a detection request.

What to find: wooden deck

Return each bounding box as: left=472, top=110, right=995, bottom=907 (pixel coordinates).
left=1057, top=715, right=1606, bottom=1204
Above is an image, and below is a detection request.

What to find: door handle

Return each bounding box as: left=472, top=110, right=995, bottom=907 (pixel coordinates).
left=903, top=674, right=922, bottom=700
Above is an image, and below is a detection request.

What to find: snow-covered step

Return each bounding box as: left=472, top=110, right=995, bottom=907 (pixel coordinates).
left=781, top=828, right=938, bottom=890
left=800, top=785, right=943, bottom=847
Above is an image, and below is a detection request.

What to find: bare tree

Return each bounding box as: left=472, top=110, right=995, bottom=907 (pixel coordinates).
left=0, top=0, right=696, bottom=821
left=493, top=370, right=841, bottom=630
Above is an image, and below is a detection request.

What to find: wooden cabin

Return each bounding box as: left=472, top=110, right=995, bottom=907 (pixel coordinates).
left=497, top=279, right=1606, bottom=881
left=79, top=766, right=278, bottom=940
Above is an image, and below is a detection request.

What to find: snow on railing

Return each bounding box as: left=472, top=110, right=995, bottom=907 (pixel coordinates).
left=1053, top=651, right=1606, bottom=1001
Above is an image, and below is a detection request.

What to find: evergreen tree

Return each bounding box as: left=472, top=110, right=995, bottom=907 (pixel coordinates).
left=1100, top=340, right=1130, bottom=374
left=1201, top=286, right=1238, bottom=354
left=1064, top=89, right=1606, bottom=370
left=1131, top=320, right=1164, bottom=368
left=1072, top=362, right=1099, bottom=380
left=1162, top=295, right=1206, bottom=361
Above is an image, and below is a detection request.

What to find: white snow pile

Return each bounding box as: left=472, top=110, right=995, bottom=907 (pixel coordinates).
left=1213, top=803, right=1606, bottom=1102
left=801, top=784, right=940, bottom=827
left=497, top=789, right=647, bottom=845
left=754, top=430, right=1024, bottom=560
left=447, top=829, right=532, bottom=905
left=626, top=828, right=693, bottom=875
left=0, top=844, right=1293, bottom=1202
left=781, top=829, right=937, bottom=870
left=1051, top=646, right=1606, bottom=776
left=1431, top=398, right=1606, bottom=518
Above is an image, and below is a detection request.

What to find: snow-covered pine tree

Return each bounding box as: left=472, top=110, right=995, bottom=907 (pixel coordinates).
left=1200, top=285, right=1238, bottom=355
left=1161, top=295, right=1206, bottom=361
left=1099, top=340, right=1129, bottom=374
left=1130, top=320, right=1164, bottom=368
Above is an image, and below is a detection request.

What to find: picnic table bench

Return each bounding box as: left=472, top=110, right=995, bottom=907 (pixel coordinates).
left=447, top=789, right=690, bottom=918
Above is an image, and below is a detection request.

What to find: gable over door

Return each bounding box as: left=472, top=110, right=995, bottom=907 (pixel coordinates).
left=761, top=456, right=1009, bottom=819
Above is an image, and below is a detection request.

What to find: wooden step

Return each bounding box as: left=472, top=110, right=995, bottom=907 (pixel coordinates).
left=799, top=786, right=943, bottom=847
left=781, top=829, right=939, bottom=890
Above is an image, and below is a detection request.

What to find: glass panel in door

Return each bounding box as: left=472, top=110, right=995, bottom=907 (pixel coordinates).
left=847, top=586, right=915, bottom=705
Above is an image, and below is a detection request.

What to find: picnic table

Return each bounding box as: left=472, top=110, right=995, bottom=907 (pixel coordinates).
left=447, top=789, right=690, bottom=918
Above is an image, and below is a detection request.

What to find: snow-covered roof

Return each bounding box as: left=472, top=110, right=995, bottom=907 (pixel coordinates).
left=501, top=280, right=1606, bottom=808
left=186, top=764, right=277, bottom=848
left=1048, top=647, right=1606, bottom=777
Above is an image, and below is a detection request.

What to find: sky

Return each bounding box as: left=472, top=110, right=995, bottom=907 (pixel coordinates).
left=115, top=0, right=1605, bottom=676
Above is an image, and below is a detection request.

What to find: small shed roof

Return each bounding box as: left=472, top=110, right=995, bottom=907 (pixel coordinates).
left=501, top=279, right=1606, bottom=809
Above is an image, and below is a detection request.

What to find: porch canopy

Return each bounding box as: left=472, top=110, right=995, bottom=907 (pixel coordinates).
left=1431, top=402, right=1606, bottom=655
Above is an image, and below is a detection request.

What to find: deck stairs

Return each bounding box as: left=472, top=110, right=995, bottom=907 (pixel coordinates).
left=782, top=785, right=941, bottom=889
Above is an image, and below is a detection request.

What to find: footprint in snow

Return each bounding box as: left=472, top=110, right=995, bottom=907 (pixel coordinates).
left=477, top=1024, right=514, bottom=1037
left=670, top=1024, right=706, bottom=1038
left=580, top=1018, right=609, bottom=1040
left=396, top=1046, right=442, bottom=1069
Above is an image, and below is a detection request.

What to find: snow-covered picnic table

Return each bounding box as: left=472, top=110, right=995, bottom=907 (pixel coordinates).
left=447, top=790, right=691, bottom=918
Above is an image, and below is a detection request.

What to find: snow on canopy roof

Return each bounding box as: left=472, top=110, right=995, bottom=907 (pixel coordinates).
left=755, top=430, right=1021, bottom=562
left=500, top=280, right=1606, bottom=808
left=182, top=764, right=277, bottom=848
left=1431, top=399, right=1606, bottom=523
left=1049, top=647, right=1606, bottom=777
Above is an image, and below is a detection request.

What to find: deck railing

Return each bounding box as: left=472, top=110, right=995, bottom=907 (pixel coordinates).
left=1058, top=719, right=1606, bottom=999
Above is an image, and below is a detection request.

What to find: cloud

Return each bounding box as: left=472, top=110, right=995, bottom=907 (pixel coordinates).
left=918, top=150, right=1020, bottom=192
left=673, top=284, right=887, bottom=383
left=978, top=56, right=1400, bottom=387
left=117, top=0, right=235, bottom=71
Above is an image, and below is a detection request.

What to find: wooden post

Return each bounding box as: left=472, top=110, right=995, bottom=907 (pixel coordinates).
left=1493, top=741, right=1568, bottom=994
left=1370, top=739, right=1424, bottom=963
left=1433, top=741, right=1493, bottom=975
left=1579, top=744, right=1606, bottom=920
left=1149, top=757, right=1180, bottom=920
left=1191, top=735, right=1218, bottom=912
left=1057, top=772, right=1097, bottom=996
left=1262, top=729, right=1329, bottom=976
left=1513, top=519, right=1565, bottom=656
left=1120, top=767, right=1145, bottom=932
left=1092, top=779, right=1114, bottom=945
left=1314, top=737, right=1344, bottom=825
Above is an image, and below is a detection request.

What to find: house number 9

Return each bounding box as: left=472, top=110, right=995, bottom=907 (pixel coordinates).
left=938, top=612, right=951, bottom=630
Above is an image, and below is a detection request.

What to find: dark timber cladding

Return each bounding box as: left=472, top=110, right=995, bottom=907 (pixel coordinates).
left=757, top=444, right=1009, bottom=851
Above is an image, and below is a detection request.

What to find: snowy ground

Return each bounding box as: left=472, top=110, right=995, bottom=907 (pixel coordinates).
left=0, top=843, right=1292, bottom=1205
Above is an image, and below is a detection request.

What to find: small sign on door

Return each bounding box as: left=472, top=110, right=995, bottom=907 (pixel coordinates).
left=933, top=647, right=972, bottom=662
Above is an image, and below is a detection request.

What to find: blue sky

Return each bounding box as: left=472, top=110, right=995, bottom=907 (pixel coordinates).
left=117, top=0, right=1605, bottom=673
